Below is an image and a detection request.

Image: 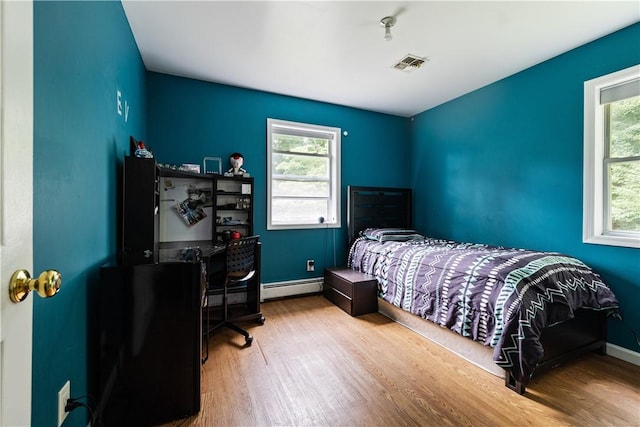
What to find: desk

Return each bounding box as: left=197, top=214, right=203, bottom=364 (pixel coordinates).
left=158, top=240, right=263, bottom=323
left=158, top=240, right=226, bottom=262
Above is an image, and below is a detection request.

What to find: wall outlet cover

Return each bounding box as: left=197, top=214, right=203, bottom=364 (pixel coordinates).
left=58, top=380, right=71, bottom=427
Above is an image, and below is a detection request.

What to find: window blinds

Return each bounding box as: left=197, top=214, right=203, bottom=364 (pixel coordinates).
left=600, top=78, right=640, bottom=104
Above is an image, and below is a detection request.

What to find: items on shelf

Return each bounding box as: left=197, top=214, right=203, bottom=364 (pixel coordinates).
left=203, top=157, right=222, bottom=175
left=224, top=152, right=250, bottom=177
left=179, top=164, right=200, bottom=173
left=130, top=136, right=153, bottom=158
left=174, top=186, right=212, bottom=227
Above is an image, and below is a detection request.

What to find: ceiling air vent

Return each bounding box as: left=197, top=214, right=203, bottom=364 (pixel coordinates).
left=393, top=54, right=428, bottom=72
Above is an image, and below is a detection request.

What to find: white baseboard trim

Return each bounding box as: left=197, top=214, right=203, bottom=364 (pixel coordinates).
left=261, top=277, right=323, bottom=301
left=607, top=343, right=640, bottom=366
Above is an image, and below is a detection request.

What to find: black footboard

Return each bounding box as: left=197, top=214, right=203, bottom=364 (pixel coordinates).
left=505, top=309, right=607, bottom=394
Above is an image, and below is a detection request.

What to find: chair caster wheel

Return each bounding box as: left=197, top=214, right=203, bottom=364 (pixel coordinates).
left=257, top=316, right=265, bottom=325
left=245, top=335, right=253, bottom=346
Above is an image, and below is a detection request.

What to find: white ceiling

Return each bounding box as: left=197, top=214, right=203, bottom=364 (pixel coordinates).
left=122, top=1, right=639, bottom=117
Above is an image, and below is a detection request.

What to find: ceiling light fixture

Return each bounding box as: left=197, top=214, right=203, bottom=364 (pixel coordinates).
left=380, top=16, right=396, bottom=41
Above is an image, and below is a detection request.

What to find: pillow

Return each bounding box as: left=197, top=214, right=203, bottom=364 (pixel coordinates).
left=361, top=228, right=424, bottom=242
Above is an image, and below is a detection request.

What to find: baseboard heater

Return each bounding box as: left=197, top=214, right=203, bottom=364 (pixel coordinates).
left=261, top=277, right=323, bottom=301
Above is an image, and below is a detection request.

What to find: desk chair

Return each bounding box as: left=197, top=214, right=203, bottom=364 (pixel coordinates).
left=203, top=236, right=259, bottom=360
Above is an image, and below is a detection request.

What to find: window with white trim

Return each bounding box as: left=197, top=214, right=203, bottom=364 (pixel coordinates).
left=267, top=118, right=341, bottom=230
left=583, top=65, right=640, bottom=248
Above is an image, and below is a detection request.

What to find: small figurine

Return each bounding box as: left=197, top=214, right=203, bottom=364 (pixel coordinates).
left=131, top=136, right=153, bottom=158
left=226, top=152, right=248, bottom=176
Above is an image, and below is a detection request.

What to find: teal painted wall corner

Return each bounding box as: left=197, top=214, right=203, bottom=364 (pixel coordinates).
left=410, top=23, right=640, bottom=352
left=33, top=1, right=147, bottom=426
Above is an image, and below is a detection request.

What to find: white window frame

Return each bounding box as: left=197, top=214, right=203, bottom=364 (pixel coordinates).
left=583, top=64, right=640, bottom=248
left=267, top=118, right=341, bottom=230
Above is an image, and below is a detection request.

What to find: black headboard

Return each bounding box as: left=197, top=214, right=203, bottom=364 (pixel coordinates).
left=347, top=186, right=413, bottom=244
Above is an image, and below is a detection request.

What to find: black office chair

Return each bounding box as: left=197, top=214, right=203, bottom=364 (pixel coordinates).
left=203, top=236, right=259, bottom=359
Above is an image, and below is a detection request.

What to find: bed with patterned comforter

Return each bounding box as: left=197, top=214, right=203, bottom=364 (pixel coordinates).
left=347, top=229, right=620, bottom=385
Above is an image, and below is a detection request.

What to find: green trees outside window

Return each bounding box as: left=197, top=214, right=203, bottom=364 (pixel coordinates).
left=607, top=96, right=640, bottom=232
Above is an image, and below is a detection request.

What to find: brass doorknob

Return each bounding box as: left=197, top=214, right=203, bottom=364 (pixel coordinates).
left=9, top=269, right=62, bottom=303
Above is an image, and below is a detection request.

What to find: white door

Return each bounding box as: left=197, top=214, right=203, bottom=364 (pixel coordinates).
left=0, top=1, right=34, bottom=426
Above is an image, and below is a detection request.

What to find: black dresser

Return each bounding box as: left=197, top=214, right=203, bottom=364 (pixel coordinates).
left=98, top=259, right=204, bottom=426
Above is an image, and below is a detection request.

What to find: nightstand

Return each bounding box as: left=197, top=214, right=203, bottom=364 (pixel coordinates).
left=323, top=268, right=378, bottom=316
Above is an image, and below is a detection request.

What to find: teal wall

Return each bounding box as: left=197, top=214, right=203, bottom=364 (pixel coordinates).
left=147, top=72, right=412, bottom=282
left=33, top=1, right=146, bottom=426
left=410, top=23, right=640, bottom=351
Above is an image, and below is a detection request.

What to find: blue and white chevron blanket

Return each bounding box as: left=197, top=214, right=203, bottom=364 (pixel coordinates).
left=348, top=234, right=620, bottom=384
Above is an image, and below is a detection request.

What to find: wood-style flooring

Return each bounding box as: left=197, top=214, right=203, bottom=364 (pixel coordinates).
left=168, top=295, right=640, bottom=427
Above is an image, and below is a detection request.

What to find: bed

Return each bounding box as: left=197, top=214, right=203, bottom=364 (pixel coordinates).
left=346, top=186, right=620, bottom=394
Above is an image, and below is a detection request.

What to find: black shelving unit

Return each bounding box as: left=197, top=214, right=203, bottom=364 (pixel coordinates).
left=212, top=175, right=254, bottom=242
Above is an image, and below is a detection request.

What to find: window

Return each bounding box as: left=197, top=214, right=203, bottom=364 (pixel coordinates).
left=267, top=118, right=341, bottom=230
left=583, top=65, right=640, bottom=248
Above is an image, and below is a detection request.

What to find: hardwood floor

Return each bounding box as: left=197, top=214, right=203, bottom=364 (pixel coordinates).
left=168, top=295, right=640, bottom=427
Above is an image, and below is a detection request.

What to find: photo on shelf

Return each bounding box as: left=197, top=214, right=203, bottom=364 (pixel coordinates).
left=187, top=187, right=212, bottom=207
left=175, top=199, right=207, bottom=226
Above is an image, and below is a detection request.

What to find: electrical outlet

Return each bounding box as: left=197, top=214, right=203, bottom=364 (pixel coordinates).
left=306, top=259, right=315, bottom=272
left=58, top=380, right=70, bottom=427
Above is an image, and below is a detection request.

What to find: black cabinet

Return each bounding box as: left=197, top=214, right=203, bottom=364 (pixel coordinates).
left=98, top=261, right=203, bottom=426
left=323, top=268, right=378, bottom=316
left=121, top=157, right=159, bottom=265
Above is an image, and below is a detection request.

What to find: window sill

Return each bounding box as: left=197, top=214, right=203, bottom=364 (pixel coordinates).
left=583, top=234, right=640, bottom=249
left=268, top=222, right=341, bottom=231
